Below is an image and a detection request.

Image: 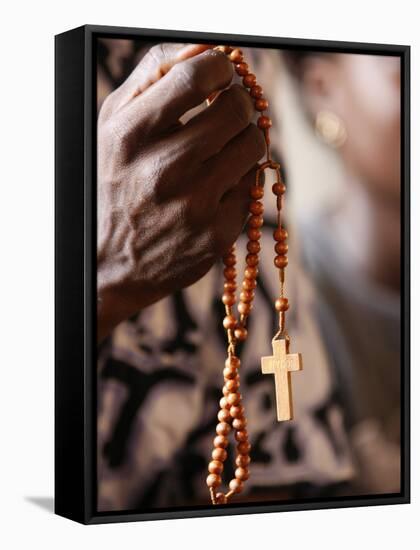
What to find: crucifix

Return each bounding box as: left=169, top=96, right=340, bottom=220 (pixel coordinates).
left=261, top=338, right=303, bottom=421
left=204, top=44, right=305, bottom=504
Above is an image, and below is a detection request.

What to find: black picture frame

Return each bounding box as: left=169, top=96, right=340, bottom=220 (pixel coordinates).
left=55, top=24, right=410, bottom=525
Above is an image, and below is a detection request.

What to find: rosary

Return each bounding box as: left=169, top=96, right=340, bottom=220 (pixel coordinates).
left=205, top=45, right=303, bottom=505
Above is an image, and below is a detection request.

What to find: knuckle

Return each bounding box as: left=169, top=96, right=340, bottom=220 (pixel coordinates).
left=147, top=43, right=166, bottom=66
left=246, top=123, right=266, bottom=159
left=172, top=49, right=233, bottom=101
left=171, top=61, right=200, bottom=96
left=228, top=85, right=254, bottom=129
left=148, top=42, right=178, bottom=61
left=207, top=48, right=234, bottom=80
left=98, top=90, right=117, bottom=123
left=192, top=49, right=234, bottom=95
left=139, top=43, right=183, bottom=86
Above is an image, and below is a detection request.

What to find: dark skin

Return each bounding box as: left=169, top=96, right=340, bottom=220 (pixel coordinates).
left=96, top=47, right=401, bottom=502
left=97, top=44, right=266, bottom=342
left=98, top=47, right=401, bottom=344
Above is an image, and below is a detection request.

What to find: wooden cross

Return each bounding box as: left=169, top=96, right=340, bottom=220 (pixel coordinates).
left=261, top=339, right=303, bottom=421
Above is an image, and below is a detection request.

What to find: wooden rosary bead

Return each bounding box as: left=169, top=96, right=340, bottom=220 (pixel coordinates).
left=235, top=62, right=248, bottom=76
left=235, top=430, right=248, bottom=443
left=238, top=301, right=252, bottom=315
left=229, top=383, right=240, bottom=396
left=223, top=366, right=237, bottom=380
left=272, top=182, right=286, bottom=195
left=215, top=45, right=232, bottom=54
left=214, top=435, right=228, bottom=449
left=255, top=98, right=269, bottom=111
left=247, top=228, right=262, bottom=241
left=239, top=290, right=254, bottom=303
left=235, top=454, right=251, bottom=467
left=222, top=293, right=236, bottom=306
left=206, top=473, right=222, bottom=488
left=225, top=379, right=239, bottom=392
left=218, top=409, right=230, bottom=423
left=249, top=201, right=264, bottom=216
left=223, top=253, right=236, bottom=266
left=223, top=315, right=236, bottom=329
left=237, top=441, right=251, bottom=455
left=235, top=430, right=248, bottom=442
left=232, top=417, right=247, bottom=430
left=225, top=356, right=240, bottom=368
left=234, top=326, right=248, bottom=341
left=227, top=392, right=241, bottom=406
left=275, top=242, right=288, bottom=255
left=216, top=422, right=231, bottom=436
left=215, top=492, right=228, bottom=504
left=230, top=405, right=244, bottom=419
left=244, top=266, right=258, bottom=279
left=243, top=281, right=256, bottom=294
left=224, top=281, right=237, bottom=292
left=223, top=366, right=238, bottom=381
left=250, top=185, right=264, bottom=199
left=248, top=215, right=263, bottom=228
left=246, top=253, right=259, bottom=266
left=208, top=45, right=296, bottom=505
left=229, top=48, right=243, bottom=62
left=247, top=240, right=260, bottom=254
left=219, top=396, right=229, bottom=409
left=242, top=278, right=257, bottom=291
left=274, top=255, right=288, bottom=268
left=229, top=478, right=244, bottom=494
left=273, top=227, right=288, bottom=241
left=275, top=298, right=289, bottom=312
left=212, top=448, right=227, bottom=462
left=257, top=115, right=272, bottom=129
left=235, top=467, right=250, bottom=481
left=250, top=84, right=263, bottom=99
left=243, top=73, right=257, bottom=88
left=208, top=460, right=224, bottom=475
left=223, top=266, right=237, bottom=280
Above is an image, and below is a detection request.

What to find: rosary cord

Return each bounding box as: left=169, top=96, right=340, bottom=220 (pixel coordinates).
left=206, top=45, right=290, bottom=505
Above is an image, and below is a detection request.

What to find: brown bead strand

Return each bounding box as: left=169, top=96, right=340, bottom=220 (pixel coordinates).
left=206, top=45, right=283, bottom=506
left=272, top=175, right=289, bottom=338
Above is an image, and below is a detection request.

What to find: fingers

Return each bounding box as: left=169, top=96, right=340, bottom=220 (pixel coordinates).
left=153, top=120, right=265, bottom=207
left=202, top=123, right=266, bottom=200
left=212, top=167, right=258, bottom=254
left=116, top=47, right=234, bottom=138
left=164, top=84, right=256, bottom=163
left=115, top=43, right=213, bottom=108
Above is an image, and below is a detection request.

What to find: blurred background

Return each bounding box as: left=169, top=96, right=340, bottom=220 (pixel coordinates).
left=96, top=39, right=401, bottom=512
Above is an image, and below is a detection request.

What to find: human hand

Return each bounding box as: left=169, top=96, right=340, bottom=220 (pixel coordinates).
left=97, top=43, right=266, bottom=342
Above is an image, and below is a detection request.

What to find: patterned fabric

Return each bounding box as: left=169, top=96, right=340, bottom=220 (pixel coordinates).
left=97, top=221, right=355, bottom=511
left=96, top=40, right=400, bottom=512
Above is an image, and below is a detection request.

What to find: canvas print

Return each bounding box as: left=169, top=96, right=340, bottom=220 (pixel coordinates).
left=95, top=36, right=403, bottom=513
